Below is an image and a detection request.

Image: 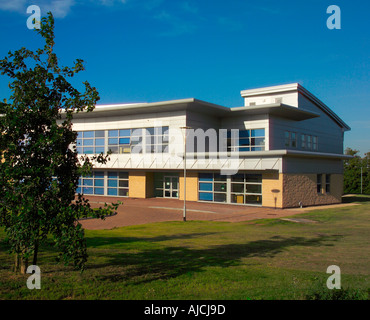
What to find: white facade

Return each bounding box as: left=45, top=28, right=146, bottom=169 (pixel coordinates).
left=69, top=83, right=351, bottom=207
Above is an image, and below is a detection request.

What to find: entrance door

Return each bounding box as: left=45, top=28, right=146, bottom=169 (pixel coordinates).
left=163, top=176, right=179, bottom=198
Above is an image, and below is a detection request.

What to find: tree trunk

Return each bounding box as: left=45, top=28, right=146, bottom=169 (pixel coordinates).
left=20, top=256, right=28, bottom=274
left=14, top=251, right=29, bottom=274
left=14, top=253, right=20, bottom=273
left=33, top=239, right=39, bottom=266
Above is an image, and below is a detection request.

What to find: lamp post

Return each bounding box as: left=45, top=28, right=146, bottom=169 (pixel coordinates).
left=180, top=126, right=191, bottom=222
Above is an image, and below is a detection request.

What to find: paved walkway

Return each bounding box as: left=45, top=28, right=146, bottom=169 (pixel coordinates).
left=80, top=197, right=303, bottom=230
left=80, top=197, right=359, bottom=230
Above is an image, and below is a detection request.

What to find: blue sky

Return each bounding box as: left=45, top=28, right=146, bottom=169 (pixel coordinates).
left=0, top=0, right=369, bottom=155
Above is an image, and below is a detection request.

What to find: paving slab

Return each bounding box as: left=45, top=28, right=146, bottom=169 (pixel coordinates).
left=80, top=197, right=302, bottom=230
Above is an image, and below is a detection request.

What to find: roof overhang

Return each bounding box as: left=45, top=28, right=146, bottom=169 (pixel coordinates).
left=64, top=99, right=319, bottom=122
left=228, top=103, right=319, bottom=121
left=183, top=150, right=352, bottom=160
left=67, top=98, right=230, bottom=119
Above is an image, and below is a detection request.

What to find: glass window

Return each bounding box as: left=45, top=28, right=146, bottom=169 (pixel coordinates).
left=77, top=131, right=106, bottom=154
left=239, top=138, right=250, bottom=146
left=95, top=171, right=104, bottom=177
left=119, top=172, right=128, bottom=179
left=231, top=173, right=262, bottom=205
left=83, top=139, right=94, bottom=146
left=83, top=147, right=94, bottom=154
left=245, top=184, right=262, bottom=194
left=119, top=180, right=128, bottom=188
left=131, top=128, right=142, bottom=136
left=291, top=132, right=297, bottom=147
left=119, top=129, right=131, bottom=136
left=301, top=134, right=306, bottom=149
left=231, top=183, right=244, bottom=193
left=95, top=147, right=105, bottom=154
left=214, top=193, right=226, bottom=202
left=231, top=174, right=244, bottom=182
left=145, top=126, right=169, bottom=154
left=108, top=172, right=118, bottom=178
left=95, top=130, right=105, bottom=138
left=285, top=131, right=298, bottom=148
left=83, top=179, right=93, bottom=186
left=245, top=195, right=262, bottom=205
left=77, top=171, right=106, bottom=196
left=83, top=187, right=93, bottom=194
left=108, top=130, right=118, bottom=137
left=214, top=183, right=227, bottom=192
left=108, top=138, right=118, bottom=145
left=108, top=146, right=118, bottom=154
left=214, top=173, right=227, bottom=181
left=251, top=129, right=265, bottom=137
left=325, top=174, right=331, bottom=193
left=119, top=138, right=130, bottom=144
left=119, top=189, right=129, bottom=196
left=239, top=130, right=250, bottom=138
left=199, top=173, right=213, bottom=181
left=226, top=128, right=265, bottom=152
left=94, top=179, right=104, bottom=187
left=198, top=172, right=227, bottom=203
left=199, top=183, right=213, bottom=191
left=285, top=131, right=290, bottom=147
left=95, top=139, right=105, bottom=146
left=313, top=136, right=318, bottom=151
left=199, top=192, right=213, bottom=201
left=108, top=188, right=118, bottom=196
left=307, top=135, right=312, bottom=150
left=83, top=131, right=94, bottom=138
left=95, top=188, right=104, bottom=195
left=317, top=174, right=322, bottom=194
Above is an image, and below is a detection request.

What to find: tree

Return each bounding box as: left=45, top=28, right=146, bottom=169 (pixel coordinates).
left=343, top=148, right=370, bottom=195
left=0, top=13, right=119, bottom=273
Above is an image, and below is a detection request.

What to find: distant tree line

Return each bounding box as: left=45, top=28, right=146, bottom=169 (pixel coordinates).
left=344, top=148, right=370, bottom=194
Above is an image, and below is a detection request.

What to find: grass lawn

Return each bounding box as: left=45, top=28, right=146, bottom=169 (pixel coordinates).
left=0, top=195, right=369, bottom=300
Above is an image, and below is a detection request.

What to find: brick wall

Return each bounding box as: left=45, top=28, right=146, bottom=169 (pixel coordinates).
left=282, top=173, right=343, bottom=208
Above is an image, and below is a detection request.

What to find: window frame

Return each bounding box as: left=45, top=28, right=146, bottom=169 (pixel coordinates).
left=317, top=174, right=323, bottom=194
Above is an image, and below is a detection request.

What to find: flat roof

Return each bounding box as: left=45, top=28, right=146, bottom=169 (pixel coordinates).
left=69, top=99, right=318, bottom=121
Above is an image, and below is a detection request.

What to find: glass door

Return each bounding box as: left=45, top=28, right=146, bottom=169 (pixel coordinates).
left=163, top=176, right=179, bottom=198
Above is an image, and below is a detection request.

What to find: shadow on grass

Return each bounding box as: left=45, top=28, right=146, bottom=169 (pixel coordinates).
left=342, top=195, right=370, bottom=203
left=87, top=234, right=343, bottom=285
left=86, top=232, right=218, bottom=247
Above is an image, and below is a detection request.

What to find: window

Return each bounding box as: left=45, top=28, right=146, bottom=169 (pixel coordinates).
left=107, top=171, right=129, bottom=196
left=307, top=135, right=312, bottom=150
left=77, top=171, right=105, bottom=195
left=313, top=136, right=318, bottom=151
left=145, top=126, right=169, bottom=153
left=131, top=128, right=143, bottom=153
left=284, top=131, right=297, bottom=148
left=291, top=132, right=297, bottom=148
left=108, top=129, right=132, bottom=154
left=76, top=126, right=170, bottom=155
left=301, top=134, right=306, bottom=149
left=317, top=174, right=323, bottom=194
left=231, top=173, right=262, bottom=205
left=228, top=128, right=265, bottom=152
left=77, top=131, right=105, bottom=154
left=198, top=173, right=227, bottom=203
left=284, top=131, right=290, bottom=147
left=325, top=174, right=331, bottom=193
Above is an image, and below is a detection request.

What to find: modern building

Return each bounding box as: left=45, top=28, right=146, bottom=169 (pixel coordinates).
left=71, top=83, right=351, bottom=208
